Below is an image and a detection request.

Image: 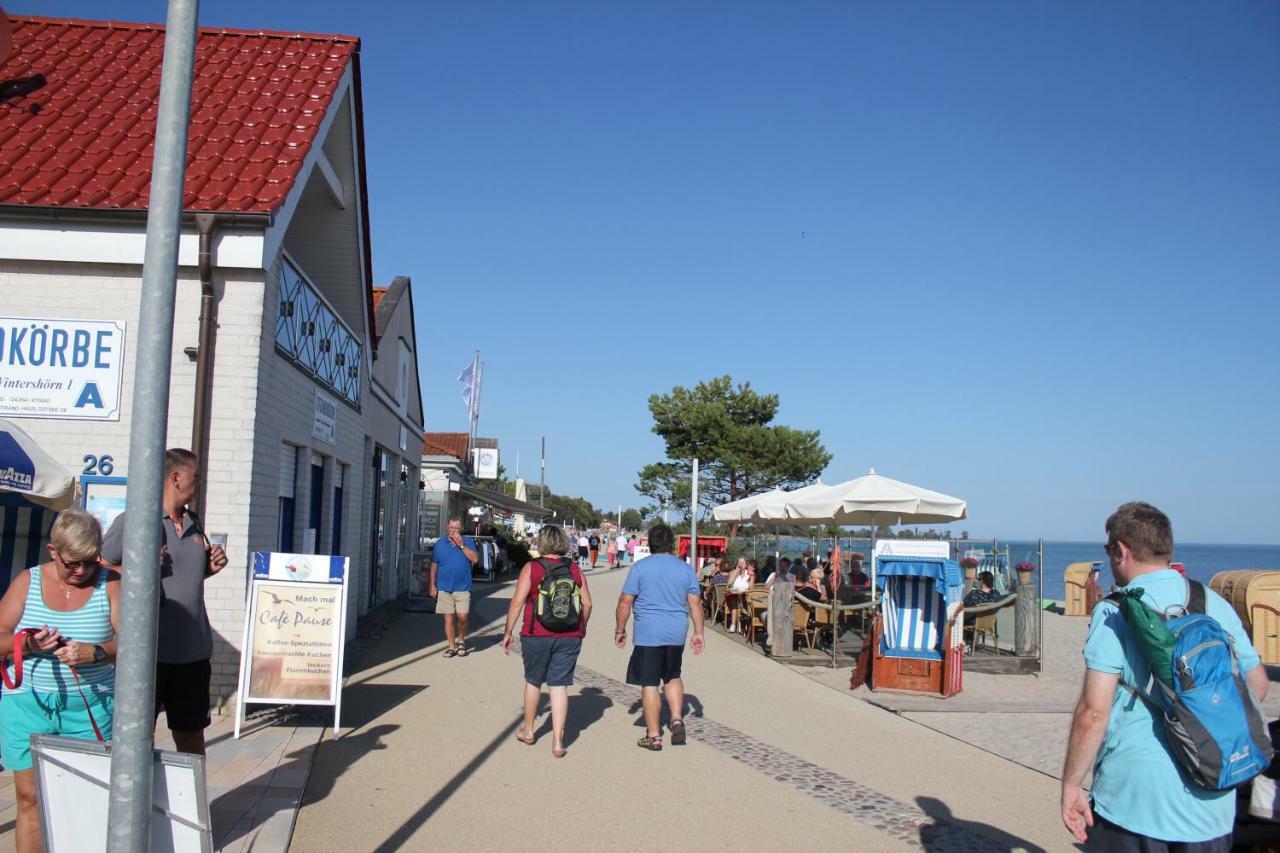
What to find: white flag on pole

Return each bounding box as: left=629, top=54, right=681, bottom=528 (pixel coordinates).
left=458, top=357, right=476, bottom=418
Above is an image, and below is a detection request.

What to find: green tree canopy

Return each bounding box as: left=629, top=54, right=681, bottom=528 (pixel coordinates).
left=636, top=376, right=831, bottom=524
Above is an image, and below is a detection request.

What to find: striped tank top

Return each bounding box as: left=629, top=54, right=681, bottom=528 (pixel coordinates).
left=5, top=564, right=114, bottom=696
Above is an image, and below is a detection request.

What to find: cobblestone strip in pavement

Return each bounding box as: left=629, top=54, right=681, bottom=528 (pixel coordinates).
left=569, top=662, right=1006, bottom=853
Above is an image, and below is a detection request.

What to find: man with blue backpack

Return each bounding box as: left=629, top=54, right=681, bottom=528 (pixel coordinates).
left=1062, top=502, right=1271, bottom=851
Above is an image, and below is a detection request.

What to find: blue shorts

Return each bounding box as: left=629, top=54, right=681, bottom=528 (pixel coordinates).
left=521, top=636, right=582, bottom=687
left=0, top=688, right=115, bottom=771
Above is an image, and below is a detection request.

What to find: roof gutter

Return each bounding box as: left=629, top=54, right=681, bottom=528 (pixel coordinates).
left=0, top=205, right=273, bottom=228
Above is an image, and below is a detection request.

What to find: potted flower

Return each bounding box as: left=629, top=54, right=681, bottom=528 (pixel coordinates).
left=1016, top=561, right=1036, bottom=585
left=961, top=556, right=979, bottom=580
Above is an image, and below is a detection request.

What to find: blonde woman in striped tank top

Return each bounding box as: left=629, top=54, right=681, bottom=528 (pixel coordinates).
left=0, top=509, right=120, bottom=853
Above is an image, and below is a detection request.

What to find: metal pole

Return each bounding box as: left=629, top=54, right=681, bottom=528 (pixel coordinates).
left=690, top=458, right=698, bottom=567
left=107, top=0, right=199, bottom=849
left=539, top=435, right=545, bottom=507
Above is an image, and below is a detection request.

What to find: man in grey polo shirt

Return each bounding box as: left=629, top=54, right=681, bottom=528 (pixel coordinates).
left=102, top=448, right=228, bottom=755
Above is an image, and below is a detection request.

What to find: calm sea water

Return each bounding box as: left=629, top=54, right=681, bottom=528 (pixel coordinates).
left=756, top=537, right=1280, bottom=600
left=1024, top=541, right=1280, bottom=601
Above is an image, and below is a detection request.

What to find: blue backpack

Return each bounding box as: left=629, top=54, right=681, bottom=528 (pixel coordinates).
left=1108, top=580, right=1273, bottom=790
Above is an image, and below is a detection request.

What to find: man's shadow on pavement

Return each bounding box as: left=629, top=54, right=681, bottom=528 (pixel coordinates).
left=533, top=686, right=613, bottom=747
left=626, top=692, right=705, bottom=730
left=916, top=796, right=1046, bottom=853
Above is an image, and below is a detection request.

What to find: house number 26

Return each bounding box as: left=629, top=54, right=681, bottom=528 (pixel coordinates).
left=82, top=454, right=115, bottom=476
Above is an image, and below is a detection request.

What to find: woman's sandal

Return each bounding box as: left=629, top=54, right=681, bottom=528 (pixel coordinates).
left=455, top=645, right=469, bottom=657
left=669, top=719, right=686, bottom=746
left=636, top=735, right=663, bottom=751
left=515, top=730, right=535, bottom=746
left=442, top=647, right=457, bottom=659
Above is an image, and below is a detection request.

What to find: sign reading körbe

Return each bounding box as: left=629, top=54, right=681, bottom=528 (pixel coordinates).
left=0, top=317, right=126, bottom=420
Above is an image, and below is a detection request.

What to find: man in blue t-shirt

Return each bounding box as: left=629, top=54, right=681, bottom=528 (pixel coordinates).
left=429, top=518, right=479, bottom=657
left=615, top=523, right=704, bottom=751
left=1061, top=502, right=1269, bottom=850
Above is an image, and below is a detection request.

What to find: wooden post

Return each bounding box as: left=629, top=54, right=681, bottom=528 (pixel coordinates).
left=771, top=580, right=794, bottom=657
left=1015, top=569, right=1036, bottom=655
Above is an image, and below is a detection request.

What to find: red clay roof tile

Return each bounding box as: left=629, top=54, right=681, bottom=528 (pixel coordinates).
left=0, top=15, right=358, bottom=213
left=422, top=433, right=470, bottom=461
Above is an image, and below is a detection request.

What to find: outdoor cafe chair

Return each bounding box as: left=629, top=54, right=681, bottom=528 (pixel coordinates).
left=793, top=600, right=815, bottom=654
left=746, top=589, right=770, bottom=645
left=710, top=582, right=728, bottom=625
left=963, top=594, right=1016, bottom=654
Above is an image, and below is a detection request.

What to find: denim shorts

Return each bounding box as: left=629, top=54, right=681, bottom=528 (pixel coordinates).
left=0, top=688, right=115, bottom=771
left=521, top=636, right=583, bottom=687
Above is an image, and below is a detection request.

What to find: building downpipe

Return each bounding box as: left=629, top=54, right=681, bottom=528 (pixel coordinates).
left=191, top=212, right=217, bottom=515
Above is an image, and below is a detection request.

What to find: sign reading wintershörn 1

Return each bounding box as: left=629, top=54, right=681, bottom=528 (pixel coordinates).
left=0, top=317, right=126, bottom=420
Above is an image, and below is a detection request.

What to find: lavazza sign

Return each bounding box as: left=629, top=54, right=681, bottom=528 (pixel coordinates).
left=0, top=316, right=127, bottom=421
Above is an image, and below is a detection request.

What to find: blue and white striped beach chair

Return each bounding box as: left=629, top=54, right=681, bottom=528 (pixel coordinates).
left=878, top=557, right=962, bottom=660
left=870, top=557, right=966, bottom=695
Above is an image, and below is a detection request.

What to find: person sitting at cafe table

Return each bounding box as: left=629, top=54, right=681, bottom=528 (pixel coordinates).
left=798, top=568, right=828, bottom=603
left=964, top=571, right=1003, bottom=607
left=725, top=558, right=753, bottom=634
left=765, top=557, right=792, bottom=588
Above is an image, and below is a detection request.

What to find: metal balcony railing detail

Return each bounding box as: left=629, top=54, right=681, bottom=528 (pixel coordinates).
left=274, top=256, right=362, bottom=406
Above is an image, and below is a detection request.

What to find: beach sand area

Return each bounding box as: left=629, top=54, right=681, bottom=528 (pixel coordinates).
left=792, top=608, right=1280, bottom=780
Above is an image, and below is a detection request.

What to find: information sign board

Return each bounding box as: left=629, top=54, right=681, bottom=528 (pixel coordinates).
left=0, top=317, right=126, bottom=420
left=234, top=551, right=349, bottom=739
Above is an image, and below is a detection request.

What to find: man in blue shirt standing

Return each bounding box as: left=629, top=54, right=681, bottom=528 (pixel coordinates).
left=1061, top=502, right=1269, bottom=850
left=429, top=518, right=479, bottom=658
left=615, top=523, right=704, bottom=751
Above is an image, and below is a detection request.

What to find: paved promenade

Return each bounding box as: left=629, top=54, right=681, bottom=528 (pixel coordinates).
left=291, top=565, right=1066, bottom=852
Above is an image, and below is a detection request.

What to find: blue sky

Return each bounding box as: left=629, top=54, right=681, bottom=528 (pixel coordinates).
left=36, top=2, right=1280, bottom=542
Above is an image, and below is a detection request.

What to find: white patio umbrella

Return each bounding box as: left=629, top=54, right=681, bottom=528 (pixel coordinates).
left=750, top=481, right=829, bottom=522
left=784, top=469, right=966, bottom=589
left=710, top=488, right=787, bottom=523
left=0, top=418, right=76, bottom=510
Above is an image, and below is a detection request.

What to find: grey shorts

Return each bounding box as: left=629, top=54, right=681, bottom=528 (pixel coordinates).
left=520, top=636, right=583, bottom=687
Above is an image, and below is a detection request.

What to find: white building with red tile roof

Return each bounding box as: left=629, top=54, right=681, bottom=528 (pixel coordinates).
left=0, top=15, right=425, bottom=708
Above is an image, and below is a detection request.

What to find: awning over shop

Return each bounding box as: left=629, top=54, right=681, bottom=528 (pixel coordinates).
left=456, top=484, right=553, bottom=519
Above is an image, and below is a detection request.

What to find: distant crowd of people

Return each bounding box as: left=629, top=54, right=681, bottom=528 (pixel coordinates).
left=573, top=530, right=637, bottom=570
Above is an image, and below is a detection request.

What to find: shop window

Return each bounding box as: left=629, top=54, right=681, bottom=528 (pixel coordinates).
left=332, top=464, right=345, bottom=555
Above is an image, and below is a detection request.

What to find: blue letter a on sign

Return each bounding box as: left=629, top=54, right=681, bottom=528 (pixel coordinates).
left=75, top=382, right=104, bottom=409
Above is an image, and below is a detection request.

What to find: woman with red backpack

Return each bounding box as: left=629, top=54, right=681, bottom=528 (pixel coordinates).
left=502, top=524, right=592, bottom=758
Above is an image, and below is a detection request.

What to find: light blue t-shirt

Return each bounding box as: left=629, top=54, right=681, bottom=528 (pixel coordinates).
left=433, top=536, right=477, bottom=593
left=1084, top=569, right=1261, bottom=842
left=621, top=553, right=700, bottom=647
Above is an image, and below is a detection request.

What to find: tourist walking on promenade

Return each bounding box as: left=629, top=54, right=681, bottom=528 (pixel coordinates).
left=606, top=534, right=617, bottom=569
left=1061, top=502, right=1268, bottom=849
left=102, top=448, right=228, bottom=755
left=502, top=525, right=591, bottom=758
left=614, top=523, right=704, bottom=750
left=0, top=510, right=119, bottom=853
left=577, top=533, right=590, bottom=567
left=429, top=517, right=479, bottom=658
left=614, top=532, right=628, bottom=568
left=588, top=532, right=600, bottom=567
